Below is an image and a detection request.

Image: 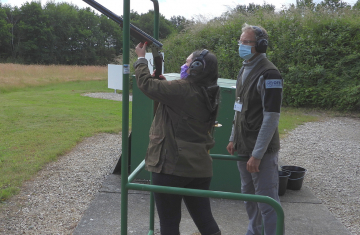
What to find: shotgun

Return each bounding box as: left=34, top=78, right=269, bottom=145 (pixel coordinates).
left=82, top=0, right=163, bottom=78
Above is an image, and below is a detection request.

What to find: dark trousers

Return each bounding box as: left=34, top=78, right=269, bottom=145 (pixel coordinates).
left=152, top=172, right=220, bottom=235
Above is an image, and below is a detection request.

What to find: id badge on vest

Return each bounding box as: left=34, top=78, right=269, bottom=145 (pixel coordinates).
left=234, top=97, right=243, bottom=112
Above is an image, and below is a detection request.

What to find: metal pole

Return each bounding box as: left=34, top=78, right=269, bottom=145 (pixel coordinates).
left=120, top=0, right=130, bottom=233
left=210, top=153, right=249, bottom=161
left=151, top=0, right=159, bottom=40
left=148, top=173, right=155, bottom=235
left=149, top=1, right=159, bottom=233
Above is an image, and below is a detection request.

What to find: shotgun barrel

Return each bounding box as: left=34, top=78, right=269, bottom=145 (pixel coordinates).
left=82, top=0, right=163, bottom=49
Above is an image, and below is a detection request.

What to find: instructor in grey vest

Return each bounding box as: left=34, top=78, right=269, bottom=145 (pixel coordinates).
left=226, top=23, right=284, bottom=235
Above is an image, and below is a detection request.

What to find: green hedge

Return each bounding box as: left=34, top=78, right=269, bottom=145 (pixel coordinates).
left=162, top=6, right=360, bottom=111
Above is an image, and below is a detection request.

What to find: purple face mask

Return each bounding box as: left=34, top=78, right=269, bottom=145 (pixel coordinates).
left=180, top=64, right=189, bottom=79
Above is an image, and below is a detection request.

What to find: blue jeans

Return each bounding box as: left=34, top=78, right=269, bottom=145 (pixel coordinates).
left=152, top=172, right=220, bottom=235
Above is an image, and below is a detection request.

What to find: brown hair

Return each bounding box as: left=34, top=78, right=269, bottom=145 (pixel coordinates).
left=187, top=50, right=218, bottom=87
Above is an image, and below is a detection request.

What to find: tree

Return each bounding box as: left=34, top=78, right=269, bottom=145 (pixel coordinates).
left=231, top=3, right=275, bottom=14
left=16, top=1, right=52, bottom=64
left=318, top=0, right=349, bottom=10
left=296, top=0, right=316, bottom=10
left=129, top=10, right=141, bottom=21
left=353, top=0, right=360, bottom=9
left=1, top=4, right=21, bottom=61
left=43, top=2, right=79, bottom=64
left=130, top=10, right=175, bottom=40
left=0, top=3, right=12, bottom=60
left=169, top=15, right=193, bottom=32
left=98, top=14, right=122, bottom=64
left=71, top=7, right=101, bottom=65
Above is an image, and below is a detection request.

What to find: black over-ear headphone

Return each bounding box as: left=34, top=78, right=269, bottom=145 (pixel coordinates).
left=189, top=49, right=209, bottom=76
left=252, top=26, right=268, bottom=53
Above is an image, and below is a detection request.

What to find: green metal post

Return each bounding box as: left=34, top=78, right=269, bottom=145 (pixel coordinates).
left=149, top=1, right=159, bottom=234
left=151, top=0, right=159, bottom=40
left=121, top=0, right=130, bottom=234
left=148, top=173, right=155, bottom=235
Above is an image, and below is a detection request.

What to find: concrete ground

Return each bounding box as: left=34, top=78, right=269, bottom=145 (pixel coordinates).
left=73, top=174, right=351, bottom=235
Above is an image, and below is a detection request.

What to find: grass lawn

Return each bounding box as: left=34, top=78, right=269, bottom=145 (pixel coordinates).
left=278, top=107, right=321, bottom=138
left=0, top=80, right=129, bottom=201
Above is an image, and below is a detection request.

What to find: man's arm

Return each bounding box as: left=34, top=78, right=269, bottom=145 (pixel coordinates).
left=247, top=70, right=283, bottom=173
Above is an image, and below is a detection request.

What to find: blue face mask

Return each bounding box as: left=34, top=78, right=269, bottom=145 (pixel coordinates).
left=180, top=64, right=189, bottom=79
left=239, top=44, right=255, bottom=60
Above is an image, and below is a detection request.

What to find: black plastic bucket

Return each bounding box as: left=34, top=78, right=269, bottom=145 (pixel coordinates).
left=281, top=166, right=307, bottom=190
left=278, top=170, right=290, bottom=196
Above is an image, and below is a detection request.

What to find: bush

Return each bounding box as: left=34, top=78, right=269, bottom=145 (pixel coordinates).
left=162, top=5, right=360, bottom=111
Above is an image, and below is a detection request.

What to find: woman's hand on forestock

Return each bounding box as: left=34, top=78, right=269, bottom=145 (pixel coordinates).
left=151, top=70, right=166, bottom=80
left=135, top=42, right=147, bottom=57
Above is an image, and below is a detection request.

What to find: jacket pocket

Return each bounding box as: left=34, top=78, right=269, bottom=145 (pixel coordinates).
left=241, top=121, right=260, bottom=150
left=146, top=135, right=165, bottom=166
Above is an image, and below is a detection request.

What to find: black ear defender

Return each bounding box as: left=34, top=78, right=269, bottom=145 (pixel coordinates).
left=252, top=26, right=268, bottom=53
left=189, top=49, right=209, bottom=76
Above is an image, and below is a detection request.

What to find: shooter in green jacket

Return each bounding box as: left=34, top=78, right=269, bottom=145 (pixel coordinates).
left=134, top=42, right=221, bottom=235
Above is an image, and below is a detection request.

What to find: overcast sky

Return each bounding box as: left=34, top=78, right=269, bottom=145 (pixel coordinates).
left=2, top=0, right=358, bottom=20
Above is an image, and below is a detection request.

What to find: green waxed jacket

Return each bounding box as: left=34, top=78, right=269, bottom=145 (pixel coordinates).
left=134, top=59, right=216, bottom=178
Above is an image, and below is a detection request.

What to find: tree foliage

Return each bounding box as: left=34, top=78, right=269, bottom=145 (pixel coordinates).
left=0, top=1, right=123, bottom=65
left=0, top=3, right=12, bottom=58
left=169, top=15, right=193, bottom=32
left=0, top=1, right=177, bottom=65
left=162, top=1, right=360, bottom=111
left=130, top=10, right=175, bottom=39
left=354, top=0, right=360, bottom=9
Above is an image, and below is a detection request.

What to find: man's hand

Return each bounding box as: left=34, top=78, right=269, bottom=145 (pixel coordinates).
left=247, top=156, right=261, bottom=173
left=135, top=42, right=147, bottom=57
left=226, top=141, right=235, bottom=155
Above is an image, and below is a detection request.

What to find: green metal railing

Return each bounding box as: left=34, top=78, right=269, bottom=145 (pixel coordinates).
left=126, top=158, right=284, bottom=235
left=120, top=1, right=284, bottom=234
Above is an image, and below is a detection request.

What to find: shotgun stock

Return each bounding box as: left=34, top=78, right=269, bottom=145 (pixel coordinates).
left=82, top=0, right=163, bottom=78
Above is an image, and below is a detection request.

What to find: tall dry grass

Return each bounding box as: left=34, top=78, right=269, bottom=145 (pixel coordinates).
left=0, top=63, right=107, bottom=90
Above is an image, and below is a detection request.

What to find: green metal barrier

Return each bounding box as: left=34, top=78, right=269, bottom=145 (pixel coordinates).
left=120, top=1, right=284, bottom=234
left=126, top=159, right=284, bottom=235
